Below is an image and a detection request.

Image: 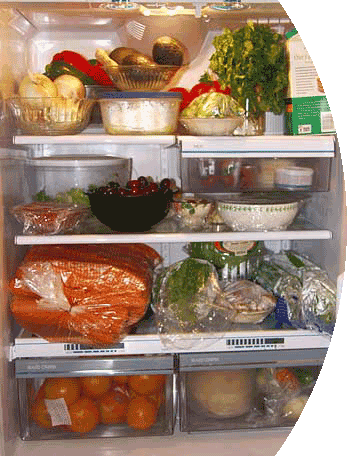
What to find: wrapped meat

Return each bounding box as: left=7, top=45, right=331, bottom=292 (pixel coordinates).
left=10, top=243, right=161, bottom=346
left=221, top=280, right=276, bottom=323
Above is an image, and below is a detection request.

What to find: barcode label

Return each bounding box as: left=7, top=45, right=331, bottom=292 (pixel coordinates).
left=298, top=124, right=312, bottom=134
left=321, top=111, right=335, bottom=132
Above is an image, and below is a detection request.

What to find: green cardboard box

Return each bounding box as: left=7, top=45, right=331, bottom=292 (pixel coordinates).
left=285, top=29, right=335, bottom=135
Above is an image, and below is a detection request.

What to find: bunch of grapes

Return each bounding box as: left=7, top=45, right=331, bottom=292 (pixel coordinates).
left=87, top=176, right=172, bottom=197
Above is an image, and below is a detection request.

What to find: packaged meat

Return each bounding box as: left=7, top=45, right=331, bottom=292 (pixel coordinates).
left=10, top=244, right=162, bottom=346
left=220, top=280, right=277, bottom=323
left=11, top=201, right=90, bottom=235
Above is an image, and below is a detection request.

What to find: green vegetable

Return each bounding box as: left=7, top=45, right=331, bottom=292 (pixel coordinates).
left=293, top=367, right=317, bottom=386
left=165, top=258, right=212, bottom=324
left=55, top=188, right=90, bottom=206
left=44, top=60, right=96, bottom=85
left=33, top=189, right=53, bottom=202
left=33, top=187, right=90, bottom=206
left=207, top=21, right=288, bottom=120
left=181, top=91, right=243, bottom=118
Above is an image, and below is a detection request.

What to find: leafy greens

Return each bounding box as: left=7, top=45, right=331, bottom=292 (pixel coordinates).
left=206, top=21, right=288, bottom=120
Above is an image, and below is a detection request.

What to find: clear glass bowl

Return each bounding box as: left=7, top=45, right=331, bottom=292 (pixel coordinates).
left=7, top=97, right=95, bottom=135
left=179, top=116, right=244, bottom=136
left=102, top=65, right=185, bottom=91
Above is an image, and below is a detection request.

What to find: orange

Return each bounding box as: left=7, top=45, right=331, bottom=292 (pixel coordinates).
left=112, top=375, right=128, bottom=385
left=126, top=395, right=158, bottom=430
left=42, top=377, right=81, bottom=405
left=80, top=376, right=112, bottom=398
left=31, top=398, right=52, bottom=429
left=68, top=397, right=100, bottom=433
left=98, top=390, right=129, bottom=425
left=128, top=374, right=166, bottom=396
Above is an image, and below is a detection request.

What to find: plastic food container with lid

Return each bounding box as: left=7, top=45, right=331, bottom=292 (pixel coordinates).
left=27, top=155, right=132, bottom=200
left=275, top=166, right=314, bottom=190
left=98, top=91, right=182, bottom=135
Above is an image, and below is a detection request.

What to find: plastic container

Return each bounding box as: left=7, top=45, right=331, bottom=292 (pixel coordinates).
left=98, top=91, right=182, bottom=135
left=275, top=166, right=314, bottom=190
left=27, top=155, right=132, bottom=200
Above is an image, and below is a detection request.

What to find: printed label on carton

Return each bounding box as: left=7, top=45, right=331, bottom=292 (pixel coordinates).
left=285, top=29, right=335, bottom=135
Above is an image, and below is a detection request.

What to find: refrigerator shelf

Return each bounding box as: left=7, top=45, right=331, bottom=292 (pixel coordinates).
left=12, top=328, right=330, bottom=360
left=13, top=129, right=335, bottom=155
left=14, top=218, right=332, bottom=245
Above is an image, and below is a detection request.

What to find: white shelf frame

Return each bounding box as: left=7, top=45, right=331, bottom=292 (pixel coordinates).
left=12, top=329, right=331, bottom=360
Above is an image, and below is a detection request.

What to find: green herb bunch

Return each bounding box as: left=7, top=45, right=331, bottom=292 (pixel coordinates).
left=207, top=21, right=288, bottom=121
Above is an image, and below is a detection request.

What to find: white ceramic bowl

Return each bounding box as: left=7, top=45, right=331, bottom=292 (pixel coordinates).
left=173, top=197, right=213, bottom=228
left=217, top=196, right=300, bottom=232
left=179, top=116, right=244, bottom=136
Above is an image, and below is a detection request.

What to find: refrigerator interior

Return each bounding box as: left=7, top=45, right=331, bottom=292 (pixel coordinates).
left=0, top=1, right=345, bottom=456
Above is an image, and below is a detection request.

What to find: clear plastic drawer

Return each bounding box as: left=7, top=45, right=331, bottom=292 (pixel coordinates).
left=181, top=156, right=332, bottom=193
left=16, top=355, right=175, bottom=441
left=178, top=349, right=325, bottom=433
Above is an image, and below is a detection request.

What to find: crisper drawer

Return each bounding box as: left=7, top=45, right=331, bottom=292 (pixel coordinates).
left=178, top=349, right=326, bottom=433
left=181, top=156, right=332, bottom=193
left=15, top=354, right=175, bottom=441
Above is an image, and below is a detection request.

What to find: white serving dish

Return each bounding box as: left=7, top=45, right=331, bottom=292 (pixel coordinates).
left=179, top=116, right=244, bottom=136
left=217, top=194, right=301, bottom=232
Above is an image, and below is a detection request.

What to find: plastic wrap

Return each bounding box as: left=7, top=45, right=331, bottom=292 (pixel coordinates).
left=253, top=366, right=318, bottom=427
left=181, top=92, right=244, bottom=118
left=11, top=202, right=90, bottom=235
left=252, top=251, right=337, bottom=334
left=221, top=280, right=276, bottom=324
left=10, top=243, right=162, bottom=346
left=188, top=241, right=264, bottom=280
left=153, top=258, right=235, bottom=347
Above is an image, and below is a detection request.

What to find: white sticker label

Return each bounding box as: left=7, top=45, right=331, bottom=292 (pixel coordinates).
left=44, top=398, right=71, bottom=426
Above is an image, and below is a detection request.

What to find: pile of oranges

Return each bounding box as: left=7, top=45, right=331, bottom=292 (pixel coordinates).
left=31, top=374, right=166, bottom=434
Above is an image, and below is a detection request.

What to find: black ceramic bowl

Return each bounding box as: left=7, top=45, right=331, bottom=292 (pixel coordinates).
left=87, top=189, right=173, bottom=232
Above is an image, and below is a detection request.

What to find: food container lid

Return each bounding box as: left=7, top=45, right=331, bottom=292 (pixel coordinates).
left=99, top=91, right=182, bottom=99
left=276, top=167, right=314, bottom=176
left=27, top=155, right=129, bottom=167
left=218, top=192, right=305, bottom=205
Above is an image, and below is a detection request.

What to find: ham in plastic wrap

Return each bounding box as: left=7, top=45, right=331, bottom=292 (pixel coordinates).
left=10, top=243, right=162, bottom=346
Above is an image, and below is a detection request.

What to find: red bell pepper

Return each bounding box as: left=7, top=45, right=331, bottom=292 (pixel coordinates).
left=52, top=50, right=114, bottom=86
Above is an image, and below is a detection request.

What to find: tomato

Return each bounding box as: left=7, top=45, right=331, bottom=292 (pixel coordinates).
left=128, top=374, right=166, bottom=396
left=31, top=398, right=52, bottom=429
left=126, top=395, right=158, bottom=430
left=42, top=377, right=81, bottom=405
left=68, top=397, right=100, bottom=433
left=80, top=376, right=113, bottom=398
left=275, top=368, right=300, bottom=392
left=98, top=390, right=129, bottom=425
left=112, top=375, right=129, bottom=385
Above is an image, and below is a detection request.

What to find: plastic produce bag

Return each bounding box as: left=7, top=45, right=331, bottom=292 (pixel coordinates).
left=10, top=243, right=162, bottom=346
left=153, top=258, right=235, bottom=344
left=253, top=366, right=318, bottom=427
